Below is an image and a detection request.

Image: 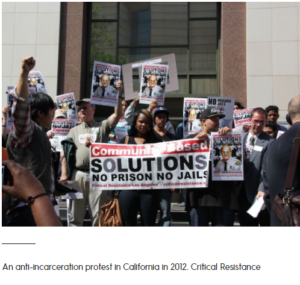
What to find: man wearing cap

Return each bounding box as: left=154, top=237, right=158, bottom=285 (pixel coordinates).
left=153, top=107, right=177, bottom=226
left=142, top=75, right=164, bottom=98
left=186, top=107, right=238, bottom=226
left=94, top=74, right=118, bottom=98
left=60, top=81, right=123, bottom=226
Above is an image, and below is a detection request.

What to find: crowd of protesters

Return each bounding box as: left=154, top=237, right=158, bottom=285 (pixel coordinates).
left=2, top=57, right=300, bottom=227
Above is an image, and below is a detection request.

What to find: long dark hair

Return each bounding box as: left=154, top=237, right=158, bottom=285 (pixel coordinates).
left=129, top=109, right=161, bottom=143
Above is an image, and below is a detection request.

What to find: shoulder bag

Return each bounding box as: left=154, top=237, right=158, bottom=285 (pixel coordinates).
left=98, top=136, right=129, bottom=226
left=273, top=126, right=300, bottom=226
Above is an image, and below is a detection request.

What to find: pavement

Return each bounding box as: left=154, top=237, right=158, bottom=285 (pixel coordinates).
left=58, top=201, right=240, bottom=226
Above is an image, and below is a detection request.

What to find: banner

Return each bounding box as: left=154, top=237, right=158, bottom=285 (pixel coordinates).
left=90, top=61, right=121, bottom=107
left=207, top=97, right=235, bottom=128
left=233, top=108, right=254, bottom=130
left=51, top=119, right=77, bottom=136
left=28, top=70, right=47, bottom=93
left=56, top=93, right=77, bottom=120
left=139, top=63, right=169, bottom=105
left=183, top=98, right=207, bottom=138
left=211, top=132, right=243, bottom=181
left=90, top=139, right=210, bottom=191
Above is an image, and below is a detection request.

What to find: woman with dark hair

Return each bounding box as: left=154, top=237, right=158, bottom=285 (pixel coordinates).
left=118, top=109, right=162, bottom=226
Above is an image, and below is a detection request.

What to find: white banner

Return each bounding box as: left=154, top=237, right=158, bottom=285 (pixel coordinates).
left=90, top=61, right=121, bottom=107
left=183, top=98, right=208, bottom=138
left=211, top=132, right=244, bottom=181
left=90, top=139, right=210, bottom=190
left=139, top=63, right=169, bottom=106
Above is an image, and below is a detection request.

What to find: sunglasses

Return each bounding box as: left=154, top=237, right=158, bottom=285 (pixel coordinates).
left=78, top=106, right=88, bottom=111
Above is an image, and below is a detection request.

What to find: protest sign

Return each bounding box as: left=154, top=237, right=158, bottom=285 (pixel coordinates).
left=208, top=97, right=235, bottom=128
left=183, top=98, right=207, bottom=138
left=122, top=53, right=178, bottom=100
left=90, top=139, right=210, bottom=191
left=28, top=70, right=47, bottom=93
left=233, top=108, right=254, bottom=130
left=51, top=119, right=77, bottom=136
left=6, top=86, right=14, bottom=131
left=139, top=63, right=169, bottom=105
left=211, top=132, right=243, bottom=181
left=49, top=135, right=66, bottom=152
left=56, top=93, right=77, bottom=120
left=90, top=61, right=121, bottom=107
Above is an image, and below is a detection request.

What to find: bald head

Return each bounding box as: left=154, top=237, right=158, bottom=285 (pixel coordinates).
left=288, top=95, right=300, bottom=123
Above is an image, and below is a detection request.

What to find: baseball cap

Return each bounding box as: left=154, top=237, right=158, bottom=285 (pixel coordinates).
left=200, top=107, right=226, bottom=120
left=76, top=98, right=90, bottom=106
left=54, top=109, right=67, bottom=119
left=154, top=107, right=169, bottom=119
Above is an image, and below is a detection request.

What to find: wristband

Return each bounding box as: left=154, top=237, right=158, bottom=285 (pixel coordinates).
left=28, top=193, right=48, bottom=205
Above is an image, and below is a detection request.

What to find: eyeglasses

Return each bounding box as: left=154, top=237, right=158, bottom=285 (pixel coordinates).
left=101, top=79, right=109, bottom=83
left=149, top=80, right=157, bottom=83
left=189, top=114, right=197, bottom=117
left=252, top=120, right=265, bottom=125
left=78, top=106, right=88, bottom=111
left=222, top=151, right=230, bottom=154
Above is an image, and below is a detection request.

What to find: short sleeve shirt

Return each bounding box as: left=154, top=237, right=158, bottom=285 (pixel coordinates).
left=67, top=119, right=112, bottom=169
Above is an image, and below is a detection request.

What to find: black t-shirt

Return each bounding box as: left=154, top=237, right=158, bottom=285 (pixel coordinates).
left=153, top=130, right=177, bottom=142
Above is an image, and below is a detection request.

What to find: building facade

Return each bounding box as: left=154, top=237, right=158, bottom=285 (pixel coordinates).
left=2, top=2, right=299, bottom=123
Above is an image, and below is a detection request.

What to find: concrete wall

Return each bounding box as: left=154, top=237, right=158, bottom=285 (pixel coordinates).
left=2, top=2, right=60, bottom=106
left=247, top=2, right=300, bottom=118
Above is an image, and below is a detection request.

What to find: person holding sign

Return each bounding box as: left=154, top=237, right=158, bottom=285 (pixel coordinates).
left=153, top=107, right=177, bottom=226
left=108, top=100, right=131, bottom=144
left=60, top=81, right=123, bottom=227
left=186, top=107, right=238, bottom=226
left=118, top=109, right=162, bottom=226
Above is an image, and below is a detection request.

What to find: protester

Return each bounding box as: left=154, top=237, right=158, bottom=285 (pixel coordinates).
left=2, top=160, right=62, bottom=226
left=263, top=96, right=300, bottom=226
left=186, top=107, right=238, bottom=226
left=108, top=99, right=131, bottom=143
left=2, top=104, right=10, bottom=147
left=235, top=108, right=274, bottom=226
left=5, top=56, right=55, bottom=226
left=124, top=98, right=175, bottom=134
left=265, top=105, right=287, bottom=131
left=153, top=107, right=177, bottom=226
left=234, top=101, right=245, bottom=111
left=118, top=109, right=162, bottom=226
left=263, top=122, right=277, bottom=138
left=60, top=82, right=123, bottom=227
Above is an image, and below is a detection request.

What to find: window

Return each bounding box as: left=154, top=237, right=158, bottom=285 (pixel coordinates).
left=87, top=2, right=220, bottom=120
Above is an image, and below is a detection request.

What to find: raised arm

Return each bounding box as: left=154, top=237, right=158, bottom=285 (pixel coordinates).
left=17, top=57, right=36, bottom=99
left=108, top=80, right=123, bottom=129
